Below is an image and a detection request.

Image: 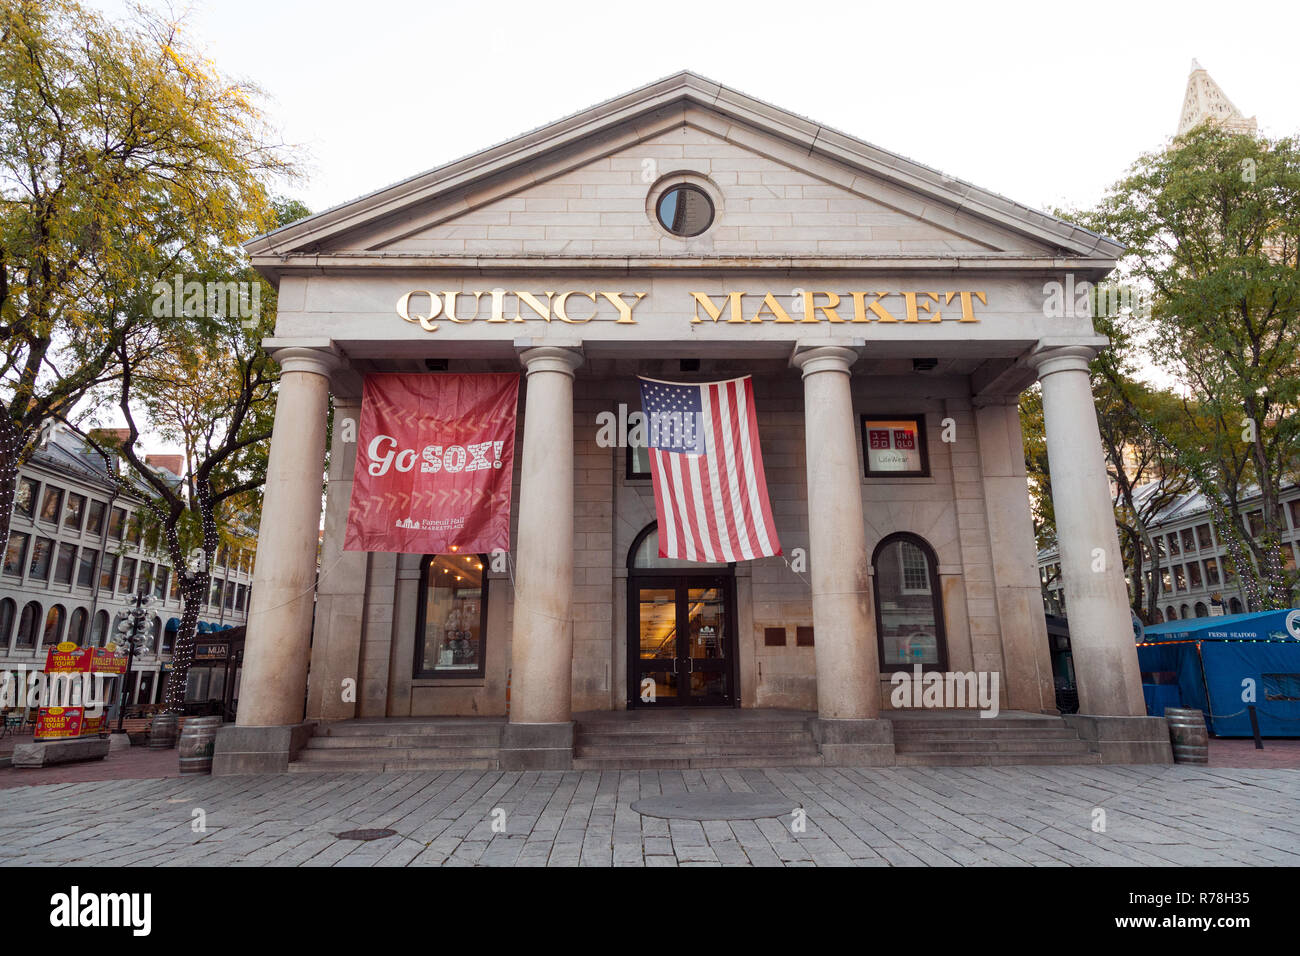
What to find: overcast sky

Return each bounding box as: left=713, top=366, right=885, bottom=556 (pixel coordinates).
left=75, top=0, right=1298, bottom=451
left=86, top=0, right=1298, bottom=219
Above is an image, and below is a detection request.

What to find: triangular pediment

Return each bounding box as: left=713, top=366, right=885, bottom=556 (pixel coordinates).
left=247, top=72, right=1121, bottom=275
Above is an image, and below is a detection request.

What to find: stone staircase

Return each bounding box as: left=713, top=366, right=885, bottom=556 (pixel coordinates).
left=571, top=710, right=823, bottom=770
left=888, top=712, right=1101, bottom=766
left=287, top=710, right=1103, bottom=772
left=288, top=717, right=504, bottom=773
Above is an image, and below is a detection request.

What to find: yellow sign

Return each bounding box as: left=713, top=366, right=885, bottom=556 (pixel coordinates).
left=689, top=290, right=986, bottom=324
left=395, top=289, right=987, bottom=331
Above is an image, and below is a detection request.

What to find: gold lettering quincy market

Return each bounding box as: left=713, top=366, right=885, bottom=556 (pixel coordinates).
left=689, top=290, right=988, bottom=324
left=396, top=289, right=646, bottom=332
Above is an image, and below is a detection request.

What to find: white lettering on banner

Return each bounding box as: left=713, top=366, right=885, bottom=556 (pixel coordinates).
left=368, top=435, right=505, bottom=477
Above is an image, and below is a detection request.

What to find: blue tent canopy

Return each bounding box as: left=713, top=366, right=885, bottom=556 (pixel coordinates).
left=1138, top=608, right=1300, bottom=736
left=1140, top=607, right=1300, bottom=643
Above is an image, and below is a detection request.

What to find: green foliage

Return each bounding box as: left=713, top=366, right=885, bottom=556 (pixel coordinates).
left=1058, top=124, right=1300, bottom=609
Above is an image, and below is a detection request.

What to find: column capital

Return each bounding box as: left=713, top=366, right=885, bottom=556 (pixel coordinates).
left=271, top=345, right=341, bottom=378
left=1025, top=343, right=1097, bottom=379
left=791, top=345, right=860, bottom=379
left=519, top=346, right=584, bottom=378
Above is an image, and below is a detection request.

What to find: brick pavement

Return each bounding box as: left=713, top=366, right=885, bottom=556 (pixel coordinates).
left=0, top=764, right=1295, bottom=867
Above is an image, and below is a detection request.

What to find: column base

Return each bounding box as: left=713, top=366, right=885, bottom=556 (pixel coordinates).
left=212, top=722, right=317, bottom=775
left=499, top=721, right=574, bottom=770
left=1063, top=715, right=1173, bottom=764
left=811, top=718, right=896, bottom=767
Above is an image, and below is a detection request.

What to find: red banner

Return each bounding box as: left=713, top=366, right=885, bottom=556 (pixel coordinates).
left=344, top=373, right=520, bottom=554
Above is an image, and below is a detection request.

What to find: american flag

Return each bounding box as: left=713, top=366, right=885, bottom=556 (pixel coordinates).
left=638, top=375, right=781, bottom=562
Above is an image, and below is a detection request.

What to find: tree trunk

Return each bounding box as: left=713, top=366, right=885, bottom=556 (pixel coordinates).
left=161, top=570, right=209, bottom=715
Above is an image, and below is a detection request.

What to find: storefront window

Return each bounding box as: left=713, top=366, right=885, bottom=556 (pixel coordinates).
left=861, top=415, right=929, bottom=477
left=872, top=533, right=947, bottom=671
left=415, top=553, right=487, bottom=678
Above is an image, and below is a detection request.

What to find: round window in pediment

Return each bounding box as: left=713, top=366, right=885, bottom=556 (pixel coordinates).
left=655, top=184, right=714, bottom=237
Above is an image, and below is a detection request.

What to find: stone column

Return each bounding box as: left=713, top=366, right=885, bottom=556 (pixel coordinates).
left=792, top=346, right=893, bottom=765
left=215, top=346, right=335, bottom=774
left=306, top=395, right=369, bottom=721
left=501, top=346, right=583, bottom=769
left=1027, top=345, right=1146, bottom=718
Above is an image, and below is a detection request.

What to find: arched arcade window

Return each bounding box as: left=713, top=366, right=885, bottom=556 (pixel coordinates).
left=872, top=533, right=948, bottom=672
left=15, top=601, right=40, bottom=649
left=0, top=598, right=14, bottom=647
left=67, top=607, right=88, bottom=644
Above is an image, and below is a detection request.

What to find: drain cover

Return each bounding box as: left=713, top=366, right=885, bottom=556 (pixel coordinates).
left=336, top=828, right=397, bottom=841
left=630, top=793, right=798, bottom=821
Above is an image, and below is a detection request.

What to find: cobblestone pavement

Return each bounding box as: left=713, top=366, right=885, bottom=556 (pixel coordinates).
left=1, top=764, right=1296, bottom=866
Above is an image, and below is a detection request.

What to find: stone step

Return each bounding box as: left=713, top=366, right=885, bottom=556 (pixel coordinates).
left=891, top=727, right=1083, bottom=741
left=571, top=754, right=825, bottom=770
left=887, top=716, right=1068, bottom=730
left=575, top=720, right=811, bottom=736
left=321, top=722, right=503, bottom=738
left=307, top=733, right=501, bottom=749
left=296, top=746, right=500, bottom=761
left=288, top=755, right=499, bottom=772
left=893, top=738, right=1094, bottom=754
left=576, top=730, right=815, bottom=748
left=576, top=741, right=821, bottom=758
left=893, top=751, right=1101, bottom=766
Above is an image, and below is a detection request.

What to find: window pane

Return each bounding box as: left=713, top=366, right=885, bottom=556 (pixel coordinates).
left=3, top=532, right=29, bottom=577
left=118, top=557, right=136, bottom=593
left=39, top=487, right=63, bottom=523
left=417, top=554, right=485, bottom=674
left=77, top=548, right=98, bottom=588
left=1181, top=528, right=1196, bottom=553
left=100, top=555, right=118, bottom=591
left=863, top=418, right=925, bottom=474
left=15, top=478, right=38, bottom=518
left=154, top=567, right=168, bottom=600
left=631, top=527, right=727, bottom=570
left=875, top=539, right=941, bottom=667
left=1196, top=524, right=1213, bottom=549
left=86, top=499, right=106, bottom=536
left=108, top=507, right=126, bottom=539
left=63, top=493, right=85, bottom=530
left=53, top=543, right=76, bottom=584
left=29, top=538, right=54, bottom=580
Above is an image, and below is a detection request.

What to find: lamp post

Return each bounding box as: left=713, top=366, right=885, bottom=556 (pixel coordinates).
left=114, top=591, right=151, bottom=733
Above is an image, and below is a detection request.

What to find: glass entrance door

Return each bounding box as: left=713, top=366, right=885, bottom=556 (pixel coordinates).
left=631, top=575, right=735, bottom=707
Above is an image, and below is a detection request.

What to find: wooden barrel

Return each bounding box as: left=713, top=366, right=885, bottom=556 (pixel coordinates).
left=148, top=712, right=179, bottom=750
left=178, top=716, right=222, bottom=774
left=1164, top=707, right=1209, bottom=764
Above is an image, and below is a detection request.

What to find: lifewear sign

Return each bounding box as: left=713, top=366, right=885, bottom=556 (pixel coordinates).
left=344, top=373, right=519, bottom=554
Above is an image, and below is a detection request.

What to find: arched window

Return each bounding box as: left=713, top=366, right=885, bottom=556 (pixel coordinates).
left=90, top=610, right=109, bottom=647
left=15, top=601, right=41, bottom=649
left=68, top=607, right=89, bottom=644
left=872, top=533, right=947, bottom=672
left=1179, top=603, right=1190, bottom=619
left=0, top=598, right=15, bottom=647
left=1166, top=605, right=1178, bottom=621
left=628, top=523, right=730, bottom=571
left=1228, top=597, right=1243, bottom=614
left=1194, top=602, right=1208, bottom=618
left=42, top=604, right=65, bottom=648
left=414, top=553, right=488, bottom=678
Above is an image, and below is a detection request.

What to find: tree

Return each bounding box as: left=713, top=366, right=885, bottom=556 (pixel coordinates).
left=1064, top=125, right=1300, bottom=610
left=0, top=0, right=286, bottom=554
left=73, top=199, right=309, bottom=714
